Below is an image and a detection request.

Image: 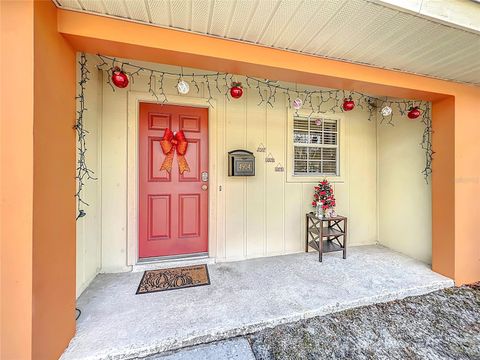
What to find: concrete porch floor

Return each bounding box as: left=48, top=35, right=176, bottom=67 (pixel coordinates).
left=61, top=245, right=453, bottom=360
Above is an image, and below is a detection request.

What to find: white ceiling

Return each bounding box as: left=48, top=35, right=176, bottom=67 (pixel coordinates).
left=54, top=0, right=480, bottom=86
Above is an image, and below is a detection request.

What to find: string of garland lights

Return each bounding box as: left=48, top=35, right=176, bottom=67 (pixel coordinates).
left=75, top=53, right=97, bottom=220
left=96, top=54, right=433, bottom=183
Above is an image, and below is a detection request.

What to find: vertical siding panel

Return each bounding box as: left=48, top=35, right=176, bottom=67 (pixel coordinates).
left=301, top=183, right=309, bottom=252
left=345, top=108, right=377, bottom=245
left=101, top=73, right=130, bottom=272
left=302, top=184, right=314, bottom=222
left=224, top=93, right=246, bottom=260
left=285, top=182, right=303, bottom=252
left=265, top=92, right=285, bottom=255
left=76, top=55, right=104, bottom=296
left=246, top=88, right=266, bottom=257
left=263, top=99, right=268, bottom=256
left=243, top=91, right=248, bottom=257
left=215, top=83, right=227, bottom=259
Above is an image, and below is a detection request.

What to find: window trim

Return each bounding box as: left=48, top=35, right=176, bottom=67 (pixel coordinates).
left=286, top=109, right=346, bottom=183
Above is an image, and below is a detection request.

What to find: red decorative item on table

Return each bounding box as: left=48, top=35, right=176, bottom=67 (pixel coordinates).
left=111, top=67, right=129, bottom=88
left=312, top=179, right=336, bottom=213
left=407, top=106, right=421, bottom=119
left=230, top=82, right=243, bottom=99
left=342, top=96, right=355, bottom=111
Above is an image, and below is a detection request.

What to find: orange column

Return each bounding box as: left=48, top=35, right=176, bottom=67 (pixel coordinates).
left=1, top=1, right=77, bottom=359
left=32, top=1, right=77, bottom=359
left=454, top=93, right=480, bottom=285
left=1, top=1, right=34, bottom=359
left=431, top=97, right=456, bottom=279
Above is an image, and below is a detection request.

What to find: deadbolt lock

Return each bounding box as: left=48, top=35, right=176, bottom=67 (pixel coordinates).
left=201, top=171, right=209, bottom=182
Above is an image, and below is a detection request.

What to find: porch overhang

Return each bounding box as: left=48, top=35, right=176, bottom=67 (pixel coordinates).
left=57, top=9, right=450, bottom=102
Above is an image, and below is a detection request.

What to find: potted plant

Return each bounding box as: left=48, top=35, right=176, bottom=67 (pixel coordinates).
left=312, top=179, right=336, bottom=218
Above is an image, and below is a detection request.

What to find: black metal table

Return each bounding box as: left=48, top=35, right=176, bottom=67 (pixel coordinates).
left=305, top=213, right=347, bottom=262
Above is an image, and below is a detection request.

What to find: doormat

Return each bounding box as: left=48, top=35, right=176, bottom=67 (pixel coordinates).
left=136, top=264, right=210, bottom=294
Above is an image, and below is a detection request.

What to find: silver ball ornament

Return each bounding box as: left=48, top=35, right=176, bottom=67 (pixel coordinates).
left=177, top=80, right=190, bottom=95
left=381, top=106, right=392, bottom=117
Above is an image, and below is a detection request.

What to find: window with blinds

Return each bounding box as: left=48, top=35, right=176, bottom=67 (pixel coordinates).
left=293, top=116, right=339, bottom=176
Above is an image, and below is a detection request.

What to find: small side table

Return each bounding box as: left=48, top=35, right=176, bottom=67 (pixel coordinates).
left=305, top=213, right=347, bottom=262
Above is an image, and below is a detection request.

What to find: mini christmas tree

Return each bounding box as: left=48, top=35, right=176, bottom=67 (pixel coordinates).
left=312, top=179, right=336, bottom=211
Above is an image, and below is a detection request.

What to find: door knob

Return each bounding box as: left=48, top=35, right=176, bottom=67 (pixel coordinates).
left=201, top=184, right=208, bottom=191
left=201, top=171, right=209, bottom=182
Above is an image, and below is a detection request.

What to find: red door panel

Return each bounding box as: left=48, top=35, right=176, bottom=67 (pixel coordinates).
left=139, top=103, right=208, bottom=258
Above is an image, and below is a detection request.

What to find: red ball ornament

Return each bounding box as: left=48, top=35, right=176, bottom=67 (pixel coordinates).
left=407, top=106, right=421, bottom=119
left=111, top=67, right=129, bottom=88
left=230, top=82, right=243, bottom=99
left=342, top=97, right=355, bottom=111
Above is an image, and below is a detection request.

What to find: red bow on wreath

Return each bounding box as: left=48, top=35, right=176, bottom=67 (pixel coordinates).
left=159, top=128, right=190, bottom=174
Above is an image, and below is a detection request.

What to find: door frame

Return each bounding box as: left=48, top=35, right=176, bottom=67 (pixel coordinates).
left=127, top=91, right=217, bottom=265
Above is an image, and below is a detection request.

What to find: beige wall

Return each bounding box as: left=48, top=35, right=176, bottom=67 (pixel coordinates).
left=76, top=54, right=103, bottom=297
left=77, top=55, right=430, bottom=291
left=377, top=112, right=432, bottom=263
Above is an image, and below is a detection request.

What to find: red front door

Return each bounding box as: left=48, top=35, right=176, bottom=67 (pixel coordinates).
left=139, top=103, right=208, bottom=258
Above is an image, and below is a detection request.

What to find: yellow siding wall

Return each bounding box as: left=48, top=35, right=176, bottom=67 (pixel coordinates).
left=98, top=57, right=377, bottom=272
left=218, top=87, right=379, bottom=261
left=76, top=55, right=430, bottom=292
left=377, top=112, right=432, bottom=263
left=75, top=54, right=102, bottom=296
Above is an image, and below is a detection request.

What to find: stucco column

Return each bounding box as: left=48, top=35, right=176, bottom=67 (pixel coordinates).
left=1, top=1, right=34, bottom=359
left=1, top=2, right=77, bottom=359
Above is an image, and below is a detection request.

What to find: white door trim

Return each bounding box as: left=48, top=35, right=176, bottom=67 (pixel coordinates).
left=127, top=91, right=217, bottom=265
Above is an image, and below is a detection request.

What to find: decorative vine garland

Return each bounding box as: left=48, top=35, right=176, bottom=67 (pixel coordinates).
left=420, top=106, right=434, bottom=180
left=75, top=53, right=97, bottom=220
left=95, top=53, right=433, bottom=183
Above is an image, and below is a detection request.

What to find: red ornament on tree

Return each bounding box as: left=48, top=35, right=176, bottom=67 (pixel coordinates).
left=407, top=106, right=421, bottom=119
left=111, top=67, right=129, bottom=88
left=342, top=97, right=355, bottom=111
left=230, top=82, right=243, bottom=99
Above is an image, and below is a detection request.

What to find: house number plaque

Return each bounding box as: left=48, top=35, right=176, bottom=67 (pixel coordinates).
left=228, top=150, right=255, bottom=176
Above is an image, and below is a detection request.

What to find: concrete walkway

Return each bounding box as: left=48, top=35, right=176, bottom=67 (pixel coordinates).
left=61, top=245, right=453, bottom=360
left=145, top=338, right=255, bottom=360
